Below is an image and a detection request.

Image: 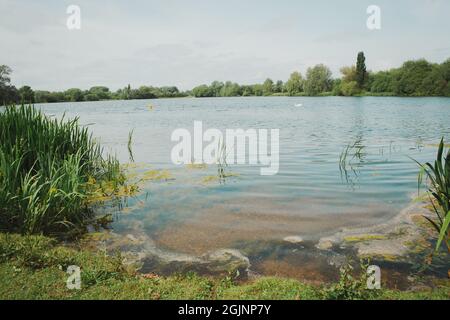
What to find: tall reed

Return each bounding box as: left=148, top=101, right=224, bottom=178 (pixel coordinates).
left=416, top=138, right=450, bottom=253
left=0, top=105, right=125, bottom=236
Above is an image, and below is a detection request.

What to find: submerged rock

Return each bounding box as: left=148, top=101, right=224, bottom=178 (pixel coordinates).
left=283, top=236, right=304, bottom=244
left=316, top=238, right=334, bottom=250
left=202, top=249, right=250, bottom=274
left=140, top=248, right=250, bottom=278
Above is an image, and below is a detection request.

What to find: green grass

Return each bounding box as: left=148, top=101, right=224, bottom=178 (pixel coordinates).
left=0, top=233, right=448, bottom=300
left=0, top=105, right=125, bottom=237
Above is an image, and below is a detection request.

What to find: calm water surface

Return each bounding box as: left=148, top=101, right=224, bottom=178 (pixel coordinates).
left=37, top=96, right=450, bottom=283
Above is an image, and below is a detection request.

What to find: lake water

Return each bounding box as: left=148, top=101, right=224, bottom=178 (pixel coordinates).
left=36, top=96, right=450, bottom=284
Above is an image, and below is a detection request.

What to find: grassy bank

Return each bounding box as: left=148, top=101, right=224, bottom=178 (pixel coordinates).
left=0, top=233, right=448, bottom=300
left=0, top=105, right=126, bottom=237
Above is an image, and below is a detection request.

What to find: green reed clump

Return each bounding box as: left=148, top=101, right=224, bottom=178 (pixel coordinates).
left=416, top=138, right=450, bottom=253
left=0, top=105, right=125, bottom=236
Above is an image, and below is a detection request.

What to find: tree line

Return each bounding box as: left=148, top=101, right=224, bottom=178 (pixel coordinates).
left=0, top=73, right=186, bottom=104
left=191, top=53, right=450, bottom=98
left=1, top=53, right=450, bottom=105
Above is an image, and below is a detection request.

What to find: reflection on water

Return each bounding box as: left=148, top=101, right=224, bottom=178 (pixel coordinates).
left=36, top=96, right=450, bottom=285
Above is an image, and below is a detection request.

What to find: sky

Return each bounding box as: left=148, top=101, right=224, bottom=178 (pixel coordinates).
left=1, top=0, right=449, bottom=91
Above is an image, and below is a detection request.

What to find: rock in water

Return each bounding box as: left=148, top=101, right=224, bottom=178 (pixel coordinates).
left=316, top=238, right=333, bottom=250
left=202, top=249, right=250, bottom=275
left=283, top=236, right=303, bottom=244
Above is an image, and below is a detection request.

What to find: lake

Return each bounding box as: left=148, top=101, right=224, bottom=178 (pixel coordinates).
left=36, top=96, right=450, bottom=284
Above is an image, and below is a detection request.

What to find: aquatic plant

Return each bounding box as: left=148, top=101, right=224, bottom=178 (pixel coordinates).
left=0, top=105, right=126, bottom=236
left=217, top=138, right=228, bottom=182
left=127, top=129, right=135, bottom=162
left=415, top=138, right=450, bottom=253
left=339, top=137, right=365, bottom=187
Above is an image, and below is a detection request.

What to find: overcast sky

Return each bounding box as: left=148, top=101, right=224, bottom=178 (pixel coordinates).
left=1, top=0, right=449, bottom=91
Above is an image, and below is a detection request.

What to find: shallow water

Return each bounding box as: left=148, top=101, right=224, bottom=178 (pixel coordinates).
left=36, top=96, right=450, bottom=285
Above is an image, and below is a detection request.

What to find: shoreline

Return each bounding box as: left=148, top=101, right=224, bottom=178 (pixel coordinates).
left=29, top=94, right=450, bottom=105
left=78, top=193, right=447, bottom=289
left=315, top=196, right=435, bottom=260
left=1, top=230, right=448, bottom=300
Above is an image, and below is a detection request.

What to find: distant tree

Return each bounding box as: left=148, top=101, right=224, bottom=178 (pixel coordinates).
left=125, top=84, right=131, bottom=100
left=84, top=93, right=100, bottom=101
left=356, top=52, right=367, bottom=88
left=88, top=86, right=110, bottom=100
left=332, top=79, right=343, bottom=96
left=370, top=71, right=394, bottom=93
left=241, top=85, right=254, bottom=96
left=337, top=66, right=360, bottom=96
left=274, top=80, right=284, bottom=93
left=285, top=71, right=303, bottom=96
left=340, top=66, right=357, bottom=83
left=220, top=81, right=241, bottom=96
left=262, top=78, right=274, bottom=96
left=392, top=59, right=433, bottom=96
left=0, top=65, right=12, bottom=86
left=252, top=84, right=264, bottom=96
left=210, top=81, right=224, bottom=97
left=192, top=84, right=213, bottom=97
left=440, top=58, right=450, bottom=96
left=65, top=88, right=84, bottom=102
left=18, top=86, right=34, bottom=103
left=340, top=81, right=359, bottom=96
left=135, top=86, right=157, bottom=99
left=304, top=64, right=333, bottom=96
left=0, top=65, right=17, bottom=104
left=419, top=64, right=448, bottom=96
left=161, top=86, right=181, bottom=97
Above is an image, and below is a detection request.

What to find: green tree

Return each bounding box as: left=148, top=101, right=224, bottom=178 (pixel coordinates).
left=440, top=58, right=450, bottom=96
left=304, top=64, right=333, bottom=96
left=285, top=71, right=303, bottom=96
left=340, top=66, right=357, bottom=82
left=18, top=86, right=34, bottom=103
left=65, top=88, right=84, bottom=102
left=210, top=81, right=224, bottom=97
left=135, top=86, right=157, bottom=99
left=340, top=81, right=359, bottom=96
left=370, top=71, right=394, bottom=93
left=356, top=51, right=367, bottom=89
left=87, top=86, right=111, bottom=100
left=338, top=66, right=360, bottom=96
left=241, top=85, right=254, bottom=96
left=332, top=79, right=343, bottom=96
left=262, top=78, right=274, bottom=96
left=274, top=80, right=284, bottom=93
left=252, top=84, right=263, bottom=96
left=0, top=65, right=12, bottom=87
left=392, top=59, right=433, bottom=96
left=0, top=65, right=18, bottom=104
left=192, top=84, right=213, bottom=97
left=220, top=81, right=241, bottom=96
